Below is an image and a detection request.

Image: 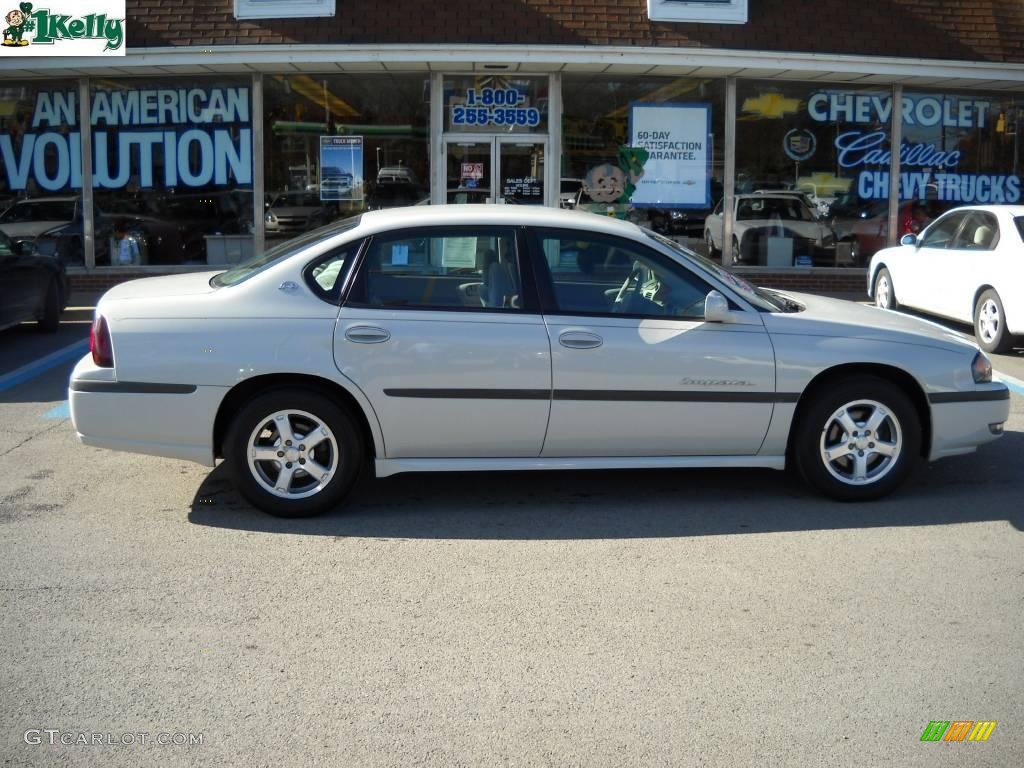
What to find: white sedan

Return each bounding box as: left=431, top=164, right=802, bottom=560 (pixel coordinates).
left=868, top=204, right=1024, bottom=353
left=70, top=206, right=1009, bottom=517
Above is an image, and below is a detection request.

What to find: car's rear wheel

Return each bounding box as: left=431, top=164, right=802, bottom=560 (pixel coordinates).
left=974, top=289, right=1014, bottom=354
left=225, top=389, right=363, bottom=517
left=793, top=375, right=920, bottom=501
left=704, top=229, right=719, bottom=260
left=37, top=278, right=61, bottom=333
left=873, top=268, right=898, bottom=310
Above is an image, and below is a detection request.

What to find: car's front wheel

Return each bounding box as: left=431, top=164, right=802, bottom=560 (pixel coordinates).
left=974, top=289, right=1015, bottom=354
left=793, top=375, right=920, bottom=501
left=225, top=389, right=363, bottom=517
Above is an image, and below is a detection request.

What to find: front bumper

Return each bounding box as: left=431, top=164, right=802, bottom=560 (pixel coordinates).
left=929, top=386, right=1011, bottom=460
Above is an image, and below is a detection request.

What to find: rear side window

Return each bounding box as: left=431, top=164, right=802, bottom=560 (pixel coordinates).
left=1015, top=217, right=1024, bottom=243
left=348, top=227, right=522, bottom=311
left=953, top=212, right=1000, bottom=251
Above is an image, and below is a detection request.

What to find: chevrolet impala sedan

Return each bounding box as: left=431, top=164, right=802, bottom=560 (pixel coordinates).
left=70, top=207, right=1009, bottom=517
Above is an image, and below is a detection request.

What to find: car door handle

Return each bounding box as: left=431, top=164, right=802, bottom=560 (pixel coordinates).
left=344, top=325, right=391, bottom=344
left=558, top=331, right=603, bottom=350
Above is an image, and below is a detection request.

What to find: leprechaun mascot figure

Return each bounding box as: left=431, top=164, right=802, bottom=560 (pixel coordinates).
left=2, top=3, right=34, bottom=47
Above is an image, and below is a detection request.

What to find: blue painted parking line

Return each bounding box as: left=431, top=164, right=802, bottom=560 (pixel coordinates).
left=0, top=339, right=89, bottom=393
left=995, top=371, right=1024, bottom=397
left=42, top=401, right=71, bottom=420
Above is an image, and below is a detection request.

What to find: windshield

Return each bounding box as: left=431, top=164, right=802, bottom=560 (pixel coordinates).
left=0, top=200, right=76, bottom=222
left=645, top=230, right=788, bottom=312
left=211, top=215, right=362, bottom=288
left=271, top=192, right=321, bottom=208
left=737, top=197, right=814, bottom=222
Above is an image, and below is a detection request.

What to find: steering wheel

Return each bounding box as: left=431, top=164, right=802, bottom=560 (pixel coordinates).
left=612, top=263, right=644, bottom=313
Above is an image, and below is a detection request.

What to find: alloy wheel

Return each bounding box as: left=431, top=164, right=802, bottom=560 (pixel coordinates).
left=246, top=409, right=340, bottom=499
left=819, top=399, right=903, bottom=486
left=977, top=298, right=1001, bottom=345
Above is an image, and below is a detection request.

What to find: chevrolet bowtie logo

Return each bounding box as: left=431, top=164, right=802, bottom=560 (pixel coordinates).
left=742, top=93, right=801, bottom=119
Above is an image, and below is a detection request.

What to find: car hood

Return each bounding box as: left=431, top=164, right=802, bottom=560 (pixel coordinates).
left=100, top=271, right=219, bottom=303
left=0, top=220, right=70, bottom=238
left=269, top=206, right=320, bottom=217
left=763, top=291, right=977, bottom=353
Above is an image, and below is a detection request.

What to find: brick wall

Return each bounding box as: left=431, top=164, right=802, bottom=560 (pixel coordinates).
left=128, top=0, right=1024, bottom=64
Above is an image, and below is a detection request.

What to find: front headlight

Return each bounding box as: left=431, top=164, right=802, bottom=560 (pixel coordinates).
left=971, top=351, right=993, bottom=383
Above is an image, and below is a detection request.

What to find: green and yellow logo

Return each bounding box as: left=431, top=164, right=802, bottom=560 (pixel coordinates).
left=2, top=2, right=124, bottom=51
left=920, top=720, right=997, bottom=742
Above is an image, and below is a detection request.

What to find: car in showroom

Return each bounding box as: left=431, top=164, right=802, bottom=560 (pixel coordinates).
left=868, top=204, right=1024, bottom=353
left=265, top=191, right=332, bottom=237
left=0, top=227, right=68, bottom=333
left=0, top=195, right=111, bottom=265
left=704, top=193, right=835, bottom=266
left=69, top=206, right=1009, bottom=517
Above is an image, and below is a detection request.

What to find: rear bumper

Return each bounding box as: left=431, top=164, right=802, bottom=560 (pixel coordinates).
left=68, top=355, right=225, bottom=466
left=929, top=387, right=1011, bottom=460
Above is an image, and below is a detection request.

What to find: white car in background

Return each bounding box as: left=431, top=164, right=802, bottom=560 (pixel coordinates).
left=704, top=193, right=834, bottom=265
left=868, top=205, right=1024, bottom=353
left=70, top=206, right=1008, bottom=517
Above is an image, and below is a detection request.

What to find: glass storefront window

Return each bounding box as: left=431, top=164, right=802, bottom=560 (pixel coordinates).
left=736, top=81, right=892, bottom=267
left=88, top=76, right=254, bottom=266
left=0, top=82, right=85, bottom=265
left=264, top=73, right=430, bottom=244
left=901, top=89, right=1022, bottom=229
left=561, top=75, right=725, bottom=254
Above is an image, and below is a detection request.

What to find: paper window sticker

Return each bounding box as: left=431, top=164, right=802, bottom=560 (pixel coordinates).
left=391, top=244, right=409, bottom=265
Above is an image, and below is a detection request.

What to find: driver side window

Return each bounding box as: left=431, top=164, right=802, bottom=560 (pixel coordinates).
left=537, top=230, right=712, bottom=319
left=919, top=212, right=966, bottom=249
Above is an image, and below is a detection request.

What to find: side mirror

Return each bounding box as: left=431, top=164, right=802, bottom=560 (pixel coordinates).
left=900, top=234, right=918, bottom=247
left=704, top=289, right=733, bottom=323
left=14, top=239, right=37, bottom=256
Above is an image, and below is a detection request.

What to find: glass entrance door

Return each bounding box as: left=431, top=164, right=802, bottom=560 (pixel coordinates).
left=444, top=137, right=546, bottom=205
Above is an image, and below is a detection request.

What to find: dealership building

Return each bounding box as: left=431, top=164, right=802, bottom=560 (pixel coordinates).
left=1, top=0, right=1022, bottom=293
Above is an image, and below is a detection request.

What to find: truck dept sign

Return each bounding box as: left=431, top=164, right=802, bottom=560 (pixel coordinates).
left=0, top=87, right=253, bottom=192
left=807, top=91, right=1020, bottom=204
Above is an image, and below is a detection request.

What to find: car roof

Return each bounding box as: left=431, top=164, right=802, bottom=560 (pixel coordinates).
left=357, top=204, right=647, bottom=238
left=942, top=204, right=1024, bottom=217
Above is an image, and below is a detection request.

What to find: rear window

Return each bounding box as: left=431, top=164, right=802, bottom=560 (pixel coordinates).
left=212, top=215, right=362, bottom=288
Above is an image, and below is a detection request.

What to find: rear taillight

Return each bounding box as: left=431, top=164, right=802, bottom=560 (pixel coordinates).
left=90, top=315, right=114, bottom=367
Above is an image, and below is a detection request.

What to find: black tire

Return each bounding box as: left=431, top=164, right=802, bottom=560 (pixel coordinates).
left=873, top=267, right=899, bottom=310
left=704, top=229, right=720, bottom=260
left=793, top=375, right=921, bottom=502
left=37, top=278, right=61, bottom=333
left=225, top=389, right=364, bottom=517
left=974, top=289, right=1014, bottom=354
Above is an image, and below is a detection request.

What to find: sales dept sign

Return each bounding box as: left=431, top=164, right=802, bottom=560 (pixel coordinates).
left=629, top=103, right=711, bottom=208
left=1, top=1, right=125, bottom=55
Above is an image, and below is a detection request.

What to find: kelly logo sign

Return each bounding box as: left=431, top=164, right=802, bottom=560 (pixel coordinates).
left=1, top=1, right=125, bottom=55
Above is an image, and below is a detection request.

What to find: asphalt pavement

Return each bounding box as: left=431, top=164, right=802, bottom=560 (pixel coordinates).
left=0, top=297, right=1022, bottom=767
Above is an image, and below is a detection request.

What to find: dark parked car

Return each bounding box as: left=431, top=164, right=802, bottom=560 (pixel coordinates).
left=0, top=228, right=68, bottom=333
